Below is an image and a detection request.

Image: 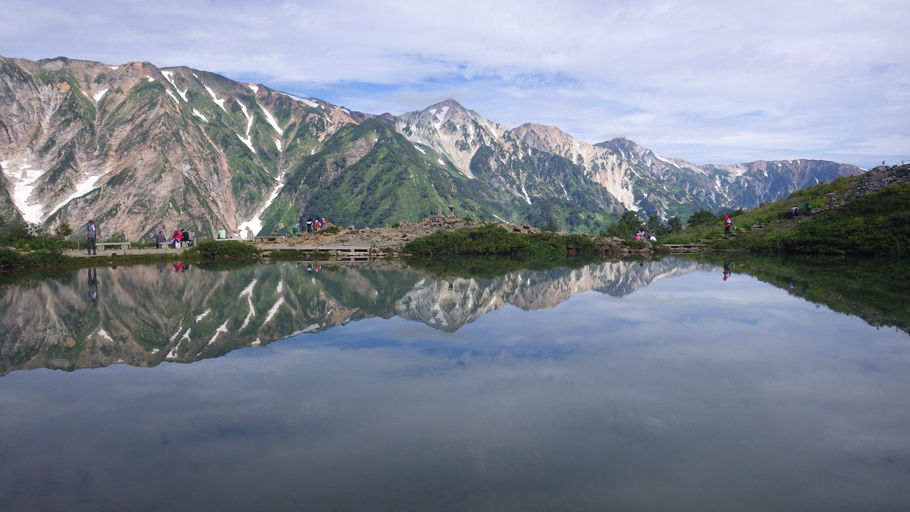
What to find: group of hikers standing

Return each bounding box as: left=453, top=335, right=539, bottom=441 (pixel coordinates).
left=298, top=216, right=328, bottom=234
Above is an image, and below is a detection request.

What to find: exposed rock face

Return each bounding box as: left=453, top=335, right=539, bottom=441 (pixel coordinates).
left=0, top=56, right=355, bottom=240
left=514, top=124, right=639, bottom=208
left=396, top=99, right=508, bottom=178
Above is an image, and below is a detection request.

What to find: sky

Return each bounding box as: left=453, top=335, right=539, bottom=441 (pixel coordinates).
left=1, top=0, right=907, bottom=168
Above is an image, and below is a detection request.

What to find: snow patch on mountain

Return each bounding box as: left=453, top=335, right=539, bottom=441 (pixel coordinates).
left=238, top=172, right=286, bottom=238
left=2, top=160, right=45, bottom=223
left=92, top=88, right=108, bottom=102
left=236, top=100, right=256, bottom=154
left=278, top=92, right=318, bottom=108
left=161, top=70, right=188, bottom=102
left=202, top=82, right=226, bottom=112
left=260, top=104, right=283, bottom=135
left=192, top=108, right=208, bottom=122
left=45, top=169, right=114, bottom=221
left=521, top=184, right=532, bottom=205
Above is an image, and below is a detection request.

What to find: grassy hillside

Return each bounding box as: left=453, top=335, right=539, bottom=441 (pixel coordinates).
left=666, top=169, right=910, bottom=256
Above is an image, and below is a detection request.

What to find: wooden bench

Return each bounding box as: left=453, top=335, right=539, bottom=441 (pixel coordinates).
left=215, top=237, right=245, bottom=242
left=95, top=241, right=131, bottom=251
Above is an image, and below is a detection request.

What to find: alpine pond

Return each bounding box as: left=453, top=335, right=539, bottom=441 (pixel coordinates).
left=0, top=256, right=908, bottom=511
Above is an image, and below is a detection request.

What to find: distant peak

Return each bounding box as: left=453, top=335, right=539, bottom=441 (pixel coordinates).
left=430, top=98, right=465, bottom=110
left=513, top=123, right=567, bottom=137
left=596, top=137, right=641, bottom=150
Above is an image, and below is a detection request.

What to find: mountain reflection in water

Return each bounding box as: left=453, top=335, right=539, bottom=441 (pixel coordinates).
left=0, top=259, right=702, bottom=374
left=0, top=255, right=905, bottom=376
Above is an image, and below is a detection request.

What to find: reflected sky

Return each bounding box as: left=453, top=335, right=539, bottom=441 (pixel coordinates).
left=1, top=267, right=908, bottom=511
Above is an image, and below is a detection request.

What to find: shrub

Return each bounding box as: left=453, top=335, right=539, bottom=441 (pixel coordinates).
left=192, top=240, right=260, bottom=260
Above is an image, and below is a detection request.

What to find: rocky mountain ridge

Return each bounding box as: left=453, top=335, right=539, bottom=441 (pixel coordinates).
left=1, top=56, right=865, bottom=239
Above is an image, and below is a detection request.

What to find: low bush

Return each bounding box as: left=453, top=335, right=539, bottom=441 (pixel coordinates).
left=0, top=247, right=68, bottom=271
left=192, top=240, right=260, bottom=260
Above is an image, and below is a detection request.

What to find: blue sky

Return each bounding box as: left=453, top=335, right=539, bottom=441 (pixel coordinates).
left=1, top=0, right=907, bottom=168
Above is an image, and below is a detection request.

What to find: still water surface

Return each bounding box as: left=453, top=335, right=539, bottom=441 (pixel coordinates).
left=0, top=257, right=908, bottom=511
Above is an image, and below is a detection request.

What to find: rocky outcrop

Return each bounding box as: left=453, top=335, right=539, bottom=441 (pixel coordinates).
left=850, top=164, right=910, bottom=198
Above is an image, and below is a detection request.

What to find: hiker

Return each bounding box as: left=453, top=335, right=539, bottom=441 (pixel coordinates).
left=723, top=215, right=732, bottom=237
left=155, top=231, right=166, bottom=249
left=791, top=205, right=799, bottom=217
left=649, top=233, right=657, bottom=242
left=85, top=220, right=99, bottom=255
left=217, top=227, right=227, bottom=239
left=804, top=202, right=812, bottom=214
left=181, top=229, right=192, bottom=247
left=171, top=229, right=182, bottom=248
left=306, top=218, right=313, bottom=233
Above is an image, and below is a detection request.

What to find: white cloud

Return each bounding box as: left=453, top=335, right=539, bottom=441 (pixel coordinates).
left=1, top=0, right=907, bottom=167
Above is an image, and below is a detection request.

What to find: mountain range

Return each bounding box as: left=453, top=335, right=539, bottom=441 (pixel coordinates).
left=0, top=56, right=865, bottom=239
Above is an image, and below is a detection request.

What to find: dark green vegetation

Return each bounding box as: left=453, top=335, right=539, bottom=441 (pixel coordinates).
left=193, top=240, right=261, bottom=260
left=0, top=219, right=73, bottom=271
left=689, top=252, right=910, bottom=334
left=403, top=225, right=600, bottom=257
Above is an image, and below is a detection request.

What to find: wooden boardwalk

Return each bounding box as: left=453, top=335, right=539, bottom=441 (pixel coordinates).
left=259, top=244, right=372, bottom=254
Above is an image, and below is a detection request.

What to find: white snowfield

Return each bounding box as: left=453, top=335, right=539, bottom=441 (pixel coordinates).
left=277, top=92, right=318, bottom=108
left=2, top=160, right=45, bottom=224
